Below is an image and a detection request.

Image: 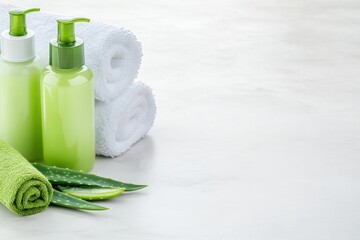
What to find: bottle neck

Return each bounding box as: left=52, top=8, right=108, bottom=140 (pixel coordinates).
left=51, top=66, right=83, bottom=73
left=2, top=55, right=36, bottom=64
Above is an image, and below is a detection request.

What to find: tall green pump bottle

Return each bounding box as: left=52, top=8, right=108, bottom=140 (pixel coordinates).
left=0, top=8, right=43, bottom=161
left=41, top=18, right=95, bottom=172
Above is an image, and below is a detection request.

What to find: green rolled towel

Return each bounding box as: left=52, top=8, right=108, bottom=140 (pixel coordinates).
left=0, top=140, right=53, bottom=216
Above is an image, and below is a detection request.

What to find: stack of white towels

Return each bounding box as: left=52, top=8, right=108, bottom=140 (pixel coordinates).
left=0, top=4, right=156, bottom=157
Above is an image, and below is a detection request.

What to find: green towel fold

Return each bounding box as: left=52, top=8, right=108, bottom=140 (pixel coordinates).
left=0, top=140, right=53, bottom=216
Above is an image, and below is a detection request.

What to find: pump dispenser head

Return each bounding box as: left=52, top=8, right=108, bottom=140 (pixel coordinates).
left=57, top=18, right=89, bottom=44
left=50, top=17, right=90, bottom=69
left=1, top=8, right=40, bottom=62
left=9, top=8, right=40, bottom=36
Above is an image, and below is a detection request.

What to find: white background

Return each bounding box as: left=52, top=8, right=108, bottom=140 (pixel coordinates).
left=1, top=0, right=360, bottom=239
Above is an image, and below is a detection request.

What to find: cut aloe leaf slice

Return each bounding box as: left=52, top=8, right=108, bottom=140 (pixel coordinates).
left=33, top=163, right=147, bottom=191
left=58, top=186, right=126, bottom=201
left=51, top=189, right=108, bottom=211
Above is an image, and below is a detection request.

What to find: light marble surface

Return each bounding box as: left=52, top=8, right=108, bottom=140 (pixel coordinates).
left=1, top=0, right=360, bottom=239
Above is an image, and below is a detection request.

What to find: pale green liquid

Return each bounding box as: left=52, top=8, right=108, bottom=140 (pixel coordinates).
left=0, top=56, right=43, bottom=161
left=41, top=66, right=95, bottom=172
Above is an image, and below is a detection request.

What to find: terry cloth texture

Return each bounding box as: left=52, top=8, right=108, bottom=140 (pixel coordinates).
left=0, top=140, right=53, bottom=216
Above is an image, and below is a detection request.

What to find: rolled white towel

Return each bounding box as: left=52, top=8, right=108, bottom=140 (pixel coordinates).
left=79, top=24, right=142, bottom=101
left=0, top=4, right=142, bottom=101
left=95, top=82, right=156, bottom=157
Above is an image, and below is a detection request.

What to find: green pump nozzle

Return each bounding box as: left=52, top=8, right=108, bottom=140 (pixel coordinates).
left=49, top=17, right=90, bottom=69
left=9, top=8, right=40, bottom=36
left=57, top=18, right=90, bottom=45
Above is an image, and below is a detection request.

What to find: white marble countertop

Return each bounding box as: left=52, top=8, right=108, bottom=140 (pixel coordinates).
left=1, top=0, right=360, bottom=239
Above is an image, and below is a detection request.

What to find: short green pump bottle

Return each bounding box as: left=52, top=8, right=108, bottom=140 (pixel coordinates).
left=41, top=18, right=95, bottom=172
left=0, top=8, right=43, bottom=162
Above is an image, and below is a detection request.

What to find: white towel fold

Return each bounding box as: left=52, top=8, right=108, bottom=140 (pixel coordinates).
left=0, top=4, right=142, bottom=101
left=95, top=82, right=156, bottom=157
left=79, top=25, right=142, bottom=101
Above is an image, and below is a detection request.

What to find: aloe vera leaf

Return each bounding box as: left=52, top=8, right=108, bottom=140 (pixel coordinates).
left=32, top=163, right=147, bottom=191
left=58, top=186, right=126, bottom=201
left=51, top=189, right=108, bottom=210
left=52, top=184, right=62, bottom=191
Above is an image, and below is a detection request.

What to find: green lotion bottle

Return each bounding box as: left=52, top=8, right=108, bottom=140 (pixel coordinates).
left=41, top=18, right=95, bottom=172
left=0, top=8, right=43, bottom=161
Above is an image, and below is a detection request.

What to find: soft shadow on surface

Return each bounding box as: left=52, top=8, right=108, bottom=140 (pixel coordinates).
left=97, top=135, right=155, bottom=163
left=95, top=135, right=156, bottom=180
left=0, top=204, right=18, bottom=218
left=48, top=205, right=107, bottom=216
left=124, top=135, right=155, bottom=161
